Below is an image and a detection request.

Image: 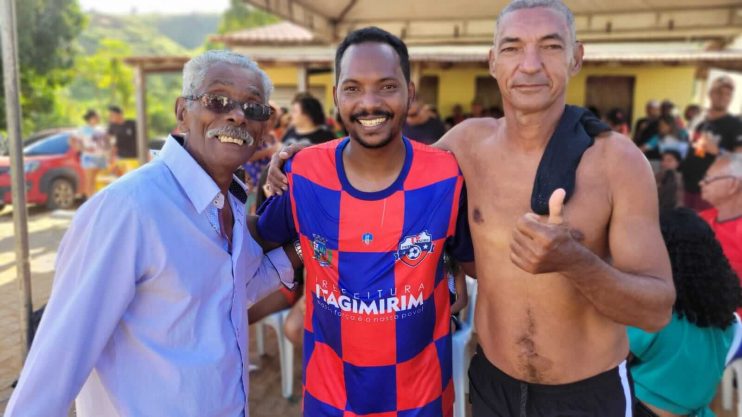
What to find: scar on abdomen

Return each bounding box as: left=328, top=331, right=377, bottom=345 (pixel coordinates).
left=472, top=208, right=484, bottom=224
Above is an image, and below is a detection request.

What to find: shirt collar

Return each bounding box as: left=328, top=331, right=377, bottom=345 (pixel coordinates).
left=159, top=135, right=247, bottom=213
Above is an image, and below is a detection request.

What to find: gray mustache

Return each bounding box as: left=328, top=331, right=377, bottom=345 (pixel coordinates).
left=207, top=126, right=254, bottom=146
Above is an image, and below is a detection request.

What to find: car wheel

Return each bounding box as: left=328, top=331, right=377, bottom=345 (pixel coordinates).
left=47, top=178, right=75, bottom=210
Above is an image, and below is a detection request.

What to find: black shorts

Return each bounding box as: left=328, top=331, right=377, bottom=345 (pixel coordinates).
left=469, top=346, right=637, bottom=417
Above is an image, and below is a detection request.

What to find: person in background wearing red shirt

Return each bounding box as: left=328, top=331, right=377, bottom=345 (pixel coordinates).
left=700, top=153, right=742, bottom=312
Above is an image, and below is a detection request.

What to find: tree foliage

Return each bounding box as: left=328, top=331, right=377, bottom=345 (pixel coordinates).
left=0, top=0, right=85, bottom=133
left=63, top=38, right=134, bottom=125
left=1, top=2, right=281, bottom=141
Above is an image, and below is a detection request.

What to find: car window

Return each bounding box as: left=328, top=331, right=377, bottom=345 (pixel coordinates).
left=24, top=133, right=70, bottom=156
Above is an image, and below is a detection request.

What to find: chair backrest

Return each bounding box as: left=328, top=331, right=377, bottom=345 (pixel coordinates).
left=725, top=313, right=742, bottom=366
left=461, top=276, right=478, bottom=329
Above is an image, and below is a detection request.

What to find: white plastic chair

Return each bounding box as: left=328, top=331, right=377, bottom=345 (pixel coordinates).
left=721, top=313, right=742, bottom=414
left=452, top=276, right=478, bottom=417
left=255, top=308, right=295, bottom=399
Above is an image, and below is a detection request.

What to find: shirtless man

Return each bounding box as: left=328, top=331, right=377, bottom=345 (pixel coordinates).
left=269, top=1, right=674, bottom=414
left=440, top=0, right=673, bottom=414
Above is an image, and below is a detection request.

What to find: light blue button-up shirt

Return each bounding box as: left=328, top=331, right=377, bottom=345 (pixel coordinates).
left=5, top=136, right=294, bottom=417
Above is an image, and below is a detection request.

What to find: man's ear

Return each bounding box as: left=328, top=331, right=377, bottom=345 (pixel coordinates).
left=488, top=47, right=497, bottom=79
left=255, top=119, right=268, bottom=146
left=731, top=176, right=742, bottom=196
left=570, top=42, right=584, bottom=76
left=407, top=81, right=416, bottom=110
left=175, top=97, right=188, bottom=133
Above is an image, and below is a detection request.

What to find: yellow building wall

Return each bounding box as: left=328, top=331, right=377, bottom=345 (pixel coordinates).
left=566, top=65, right=698, bottom=126
left=261, top=62, right=698, bottom=128
left=421, top=66, right=492, bottom=117
left=421, top=64, right=698, bottom=126
left=261, top=64, right=335, bottom=111
left=263, top=65, right=298, bottom=86
left=312, top=72, right=335, bottom=111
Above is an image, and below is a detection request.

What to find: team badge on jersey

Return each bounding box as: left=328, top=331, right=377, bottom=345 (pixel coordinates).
left=312, top=234, right=333, bottom=266
left=362, top=233, right=373, bottom=245
left=395, top=231, right=434, bottom=267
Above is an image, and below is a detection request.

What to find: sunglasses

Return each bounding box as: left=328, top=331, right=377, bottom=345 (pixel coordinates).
left=185, top=93, right=274, bottom=122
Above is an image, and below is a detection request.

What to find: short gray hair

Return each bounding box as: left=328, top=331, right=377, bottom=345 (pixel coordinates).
left=718, top=153, right=742, bottom=178
left=496, top=0, right=576, bottom=45
left=181, top=50, right=273, bottom=102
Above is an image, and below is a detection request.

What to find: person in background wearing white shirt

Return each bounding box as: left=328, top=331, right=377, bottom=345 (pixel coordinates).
left=71, top=109, right=112, bottom=198
left=5, top=50, right=301, bottom=417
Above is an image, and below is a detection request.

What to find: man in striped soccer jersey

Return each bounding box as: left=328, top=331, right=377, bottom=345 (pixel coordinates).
left=253, top=27, right=475, bottom=417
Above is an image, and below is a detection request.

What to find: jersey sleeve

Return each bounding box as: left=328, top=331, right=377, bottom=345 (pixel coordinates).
left=256, top=192, right=298, bottom=244
left=446, top=183, right=474, bottom=263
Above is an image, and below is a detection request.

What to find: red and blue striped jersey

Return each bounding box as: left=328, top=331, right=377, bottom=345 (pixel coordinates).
left=257, top=136, right=473, bottom=417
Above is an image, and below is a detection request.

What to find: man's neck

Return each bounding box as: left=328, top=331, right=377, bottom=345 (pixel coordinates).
left=502, top=102, right=565, bottom=151
left=706, top=109, right=729, bottom=121
left=212, top=171, right=235, bottom=196
left=716, top=196, right=742, bottom=222
left=294, top=123, right=318, bottom=135
left=343, top=135, right=406, bottom=192
left=183, top=141, right=235, bottom=195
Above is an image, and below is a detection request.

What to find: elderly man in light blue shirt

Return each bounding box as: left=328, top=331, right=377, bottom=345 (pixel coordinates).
left=5, top=50, right=300, bottom=417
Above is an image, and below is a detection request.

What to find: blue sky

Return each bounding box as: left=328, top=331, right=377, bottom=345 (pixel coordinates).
left=79, top=0, right=231, bottom=14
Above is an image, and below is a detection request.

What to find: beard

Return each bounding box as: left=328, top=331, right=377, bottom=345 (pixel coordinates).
left=350, top=131, right=398, bottom=149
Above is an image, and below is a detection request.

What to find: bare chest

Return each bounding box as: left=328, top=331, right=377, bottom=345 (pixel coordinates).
left=459, top=139, right=613, bottom=256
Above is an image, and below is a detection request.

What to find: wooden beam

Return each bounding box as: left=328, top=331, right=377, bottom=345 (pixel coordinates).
left=297, top=63, right=309, bottom=92
left=134, top=66, right=149, bottom=166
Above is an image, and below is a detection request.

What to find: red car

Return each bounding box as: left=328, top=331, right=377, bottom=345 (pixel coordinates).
left=0, top=130, right=83, bottom=210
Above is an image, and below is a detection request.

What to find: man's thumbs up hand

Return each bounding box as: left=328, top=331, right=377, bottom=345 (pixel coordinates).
left=510, top=188, right=582, bottom=274
left=548, top=188, right=566, bottom=225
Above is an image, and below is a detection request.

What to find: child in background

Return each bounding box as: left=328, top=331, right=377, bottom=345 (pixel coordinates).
left=644, top=115, right=690, bottom=160
left=656, top=150, right=684, bottom=211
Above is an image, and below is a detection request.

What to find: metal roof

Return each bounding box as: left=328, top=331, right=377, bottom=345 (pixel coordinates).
left=210, top=28, right=742, bottom=70
left=243, top=0, right=742, bottom=44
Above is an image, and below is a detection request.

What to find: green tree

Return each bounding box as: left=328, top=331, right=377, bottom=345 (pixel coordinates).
left=60, top=12, right=209, bottom=141
left=65, top=38, right=134, bottom=121
left=0, top=0, right=85, bottom=133
left=63, top=38, right=180, bottom=140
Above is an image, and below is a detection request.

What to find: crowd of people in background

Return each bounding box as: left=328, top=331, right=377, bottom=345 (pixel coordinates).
left=76, top=76, right=742, bottom=215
